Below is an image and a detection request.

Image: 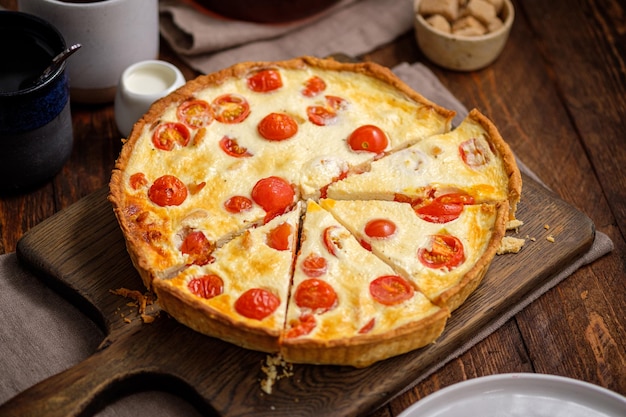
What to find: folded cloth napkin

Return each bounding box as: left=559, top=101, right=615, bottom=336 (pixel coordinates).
left=159, top=0, right=416, bottom=74
left=0, top=62, right=614, bottom=416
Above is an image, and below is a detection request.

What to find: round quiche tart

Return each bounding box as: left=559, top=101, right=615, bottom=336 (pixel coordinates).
left=109, top=56, right=521, bottom=367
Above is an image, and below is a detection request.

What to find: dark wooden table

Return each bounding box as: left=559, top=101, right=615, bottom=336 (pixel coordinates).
left=1, top=0, right=624, bottom=415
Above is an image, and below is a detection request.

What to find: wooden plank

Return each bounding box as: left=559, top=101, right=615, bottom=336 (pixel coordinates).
left=1, top=173, right=594, bottom=417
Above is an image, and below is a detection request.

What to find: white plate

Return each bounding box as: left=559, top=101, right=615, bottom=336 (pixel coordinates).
left=398, top=373, right=626, bottom=417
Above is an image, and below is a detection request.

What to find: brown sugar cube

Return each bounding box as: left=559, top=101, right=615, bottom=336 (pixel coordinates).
left=485, top=0, right=504, bottom=14
left=426, top=14, right=452, bottom=33
left=466, top=0, right=497, bottom=26
left=452, top=15, right=488, bottom=36
left=419, top=0, right=459, bottom=22
left=488, top=17, right=504, bottom=32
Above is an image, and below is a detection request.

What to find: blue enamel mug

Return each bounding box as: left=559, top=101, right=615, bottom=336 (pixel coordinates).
left=0, top=11, right=73, bottom=192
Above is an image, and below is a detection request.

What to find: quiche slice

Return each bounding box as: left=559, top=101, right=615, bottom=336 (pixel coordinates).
left=320, top=198, right=508, bottom=311
left=281, top=200, right=448, bottom=367
left=153, top=203, right=302, bottom=353
left=325, top=109, right=522, bottom=219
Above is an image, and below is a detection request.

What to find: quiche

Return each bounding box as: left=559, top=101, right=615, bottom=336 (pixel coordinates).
left=109, top=56, right=521, bottom=367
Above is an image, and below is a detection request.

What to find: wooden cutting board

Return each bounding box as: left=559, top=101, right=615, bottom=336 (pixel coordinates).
left=1, top=173, right=594, bottom=417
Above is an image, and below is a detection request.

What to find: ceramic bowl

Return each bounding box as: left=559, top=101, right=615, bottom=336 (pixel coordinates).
left=114, top=60, right=186, bottom=138
left=0, top=11, right=73, bottom=192
left=414, top=0, right=515, bottom=71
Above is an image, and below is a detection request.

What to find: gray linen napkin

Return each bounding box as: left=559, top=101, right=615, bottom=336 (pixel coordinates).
left=0, top=62, right=614, bottom=415
left=159, top=0, right=416, bottom=74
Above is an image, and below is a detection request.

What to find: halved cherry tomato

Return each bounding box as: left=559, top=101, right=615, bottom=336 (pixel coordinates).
left=267, top=222, right=292, bottom=251
left=347, top=125, right=388, bottom=154
left=234, top=288, right=280, bottom=320
left=247, top=69, right=283, bottom=93
left=322, top=226, right=342, bottom=256
left=188, top=274, right=223, bottom=299
left=358, top=318, right=375, bottom=334
left=306, top=95, right=347, bottom=126
left=251, top=176, right=295, bottom=214
left=129, top=172, right=148, bottom=190
left=212, top=94, right=250, bottom=124
left=370, top=275, right=414, bottom=306
left=177, top=99, right=213, bottom=129
left=459, top=137, right=490, bottom=168
left=294, top=278, right=337, bottom=312
left=364, top=218, right=396, bottom=239
left=301, top=253, right=328, bottom=277
left=307, top=106, right=336, bottom=126
left=415, top=192, right=475, bottom=223
left=148, top=175, right=187, bottom=206
left=224, top=195, right=253, bottom=214
left=152, top=122, right=191, bottom=151
left=258, top=112, right=298, bottom=141
left=285, top=314, right=316, bottom=338
left=219, top=136, right=252, bottom=158
left=302, top=75, right=326, bottom=97
left=180, top=230, right=214, bottom=265
left=418, top=234, right=465, bottom=270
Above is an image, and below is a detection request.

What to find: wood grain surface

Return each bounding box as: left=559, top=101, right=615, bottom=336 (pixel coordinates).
left=0, top=173, right=594, bottom=416
left=1, top=0, right=624, bottom=415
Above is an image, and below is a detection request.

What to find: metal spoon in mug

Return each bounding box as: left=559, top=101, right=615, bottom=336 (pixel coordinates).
left=23, top=43, right=82, bottom=88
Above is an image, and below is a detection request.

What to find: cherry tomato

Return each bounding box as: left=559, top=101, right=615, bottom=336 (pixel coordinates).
left=306, top=95, right=347, bottom=126
left=307, top=105, right=337, bottom=126
left=258, top=112, right=298, bottom=141
left=177, top=99, right=213, bottom=129
left=364, top=218, right=397, bottom=239
left=219, top=136, right=252, bottom=158
left=247, top=69, right=283, bottom=93
left=251, top=176, right=295, bottom=214
left=301, top=75, right=326, bottom=97
left=212, top=94, right=250, bottom=124
left=285, top=314, right=316, bottom=339
left=418, top=234, right=465, bottom=270
left=152, top=122, right=191, bottom=151
left=369, top=275, right=414, bottom=306
left=129, top=172, right=148, bottom=190
left=415, top=192, right=475, bottom=223
left=322, top=226, right=342, bottom=256
left=188, top=274, right=223, bottom=299
left=459, top=137, right=490, bottom=168
left=348, top=125, right=388, bottom=154
left=301, top=253, right=328, bottom=277
left=358, top=318, right=375, bottom=334
left=294, top=278, right=337, bottom=312
left=180, top=231, right=214, bottom=265
left=148, top=175, right=188, bottom=206
left=224, top=195, right=253, bottom=214
left=234, top=288, right=280, bottom=320
left=267, top=222, right=292, bottom=251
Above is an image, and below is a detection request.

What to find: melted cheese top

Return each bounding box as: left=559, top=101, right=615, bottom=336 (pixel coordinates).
left=321, top=199, right=498, bottom=301
left=326, top=115, right=510, bottom=202
left=284, top=200, right=441, bottom=341
left=119, top=66, right=451, bottom=275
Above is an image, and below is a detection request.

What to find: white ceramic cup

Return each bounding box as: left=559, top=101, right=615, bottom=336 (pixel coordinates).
left=18, top=0, right=159, bottom=104
left=114, top=60, right=186, bottom=138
